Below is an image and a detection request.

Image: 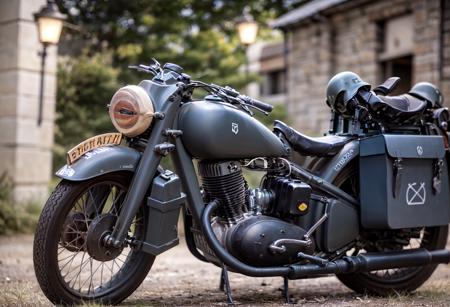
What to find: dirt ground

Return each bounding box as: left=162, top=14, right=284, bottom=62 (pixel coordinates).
left=1, top=235, right=450, bottom=306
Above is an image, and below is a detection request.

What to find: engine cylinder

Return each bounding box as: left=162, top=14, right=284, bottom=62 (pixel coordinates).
left=198, top=161, right=246, bottom=223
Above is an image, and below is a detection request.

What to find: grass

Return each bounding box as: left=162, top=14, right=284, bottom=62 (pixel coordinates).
left=0, top=173, right=42, bottom=235
left=0, top=281, right=49, bottom=306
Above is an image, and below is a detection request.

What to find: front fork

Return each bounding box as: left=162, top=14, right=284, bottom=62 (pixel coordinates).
left=105, top=89, right=183, bottom=248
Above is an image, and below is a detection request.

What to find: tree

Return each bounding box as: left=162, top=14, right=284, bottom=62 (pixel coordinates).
left=53, top=54, right=119, bottom=168
left=56, top=0, right=296, bottom=86
left=53, top=0, right=295, bottom=168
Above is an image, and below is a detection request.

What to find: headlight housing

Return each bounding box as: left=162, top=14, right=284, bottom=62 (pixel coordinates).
left=108, top=85, right=155, bottom=137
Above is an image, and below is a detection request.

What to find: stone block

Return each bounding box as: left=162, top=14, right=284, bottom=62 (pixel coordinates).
left=0, top=22, right=19, bottom=71
left=0, top=70, right=18, bottom=96
left=0, top=117, right=16, bottom=145
left=13, top=147, right=52, bottom=184
left=16, top=69, right=56, bottom=99
left=0, top=147, right=15, bottom=178
left=0, top=0, right=20, bottom=23
left=0, top=94, right=18, bottom=117
left=17, top=0, right=46, bottom=22
left=15, top=117, right=54, bottom=149
left=0, top=93, right=54, bottom=120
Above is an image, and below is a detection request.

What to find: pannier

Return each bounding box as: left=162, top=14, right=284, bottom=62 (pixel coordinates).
left=359, top=134, right=450, bottom=229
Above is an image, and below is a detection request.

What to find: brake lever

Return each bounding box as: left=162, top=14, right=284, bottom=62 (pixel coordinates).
left=128, top=64, right=158, bottom=75
left=244, top=103, right=269, bottom=116
left=150, top=58, right=163, bottom=73
left=240, top=103, right=254, bottom=116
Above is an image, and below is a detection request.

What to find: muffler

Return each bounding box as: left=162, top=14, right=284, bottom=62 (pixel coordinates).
left=202, top=200, right=450, bottom=279
left=288, top=248, right=450, bottom=279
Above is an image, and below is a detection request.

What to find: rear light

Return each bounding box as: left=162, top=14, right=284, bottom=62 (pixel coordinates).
left=108, top=85, right=154, bottom=137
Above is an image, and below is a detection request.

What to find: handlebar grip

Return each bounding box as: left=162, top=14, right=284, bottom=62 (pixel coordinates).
left=242, top=96, right=274, bottom=113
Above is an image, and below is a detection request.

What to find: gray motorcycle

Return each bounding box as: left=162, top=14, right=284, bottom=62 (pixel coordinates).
left=33, top=60, right=450, bottom=305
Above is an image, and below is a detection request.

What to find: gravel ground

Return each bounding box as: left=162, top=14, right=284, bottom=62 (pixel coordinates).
left=1, top=234, right=450, bottom=306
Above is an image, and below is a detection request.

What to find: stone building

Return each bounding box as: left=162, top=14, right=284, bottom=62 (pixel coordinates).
left=0, top=0, right=58, bottom=203
left=273, top=0, right=450, bottom=135
left=246, top=41, right=288, bottom=107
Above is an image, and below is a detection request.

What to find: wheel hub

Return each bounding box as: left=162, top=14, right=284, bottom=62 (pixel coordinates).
left=86, top=213, right=123, bottom=261
left=61, top=212, right=88, bottom=252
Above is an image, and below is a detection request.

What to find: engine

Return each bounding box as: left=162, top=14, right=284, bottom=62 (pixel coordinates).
left=198, top=160, right=247, bottom=223
left=198, top=160, right=315, bottom=267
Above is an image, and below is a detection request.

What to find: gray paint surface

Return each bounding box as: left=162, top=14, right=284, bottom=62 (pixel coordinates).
left=178, top=100, right=288, bottom=159
left=55, top=146, right=141, bottom=181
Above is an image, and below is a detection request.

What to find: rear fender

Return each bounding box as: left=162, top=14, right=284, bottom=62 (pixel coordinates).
left=55, top=146, right=141, bottom=181
left=306, top=140, right=359, bottom=182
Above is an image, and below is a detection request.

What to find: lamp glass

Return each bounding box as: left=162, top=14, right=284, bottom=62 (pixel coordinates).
left=37, top=17, right=63, bottom=44
left=237, top=21, right=258, bottom=45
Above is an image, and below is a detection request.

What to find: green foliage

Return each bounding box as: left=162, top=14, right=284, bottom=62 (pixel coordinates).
left=56, top=0, right=296, bottom=87
left=52, top=1, right=295, bottom=169
left=0, top=173, right=40, bottom=235
left=254, top=104, right=289, bottom=127
left=54, top=54, right=119, bottom=169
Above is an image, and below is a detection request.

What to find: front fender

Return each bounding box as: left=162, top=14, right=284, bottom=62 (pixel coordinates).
left=55, top=146, right=141, bottom=181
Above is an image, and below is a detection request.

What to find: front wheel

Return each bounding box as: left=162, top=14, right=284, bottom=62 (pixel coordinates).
left=33, top=172, right=155, bottom=305
left=333, top=163, right=448, bottom=295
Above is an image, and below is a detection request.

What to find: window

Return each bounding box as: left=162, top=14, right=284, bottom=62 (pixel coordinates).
left=381, top=55, right=413, bottom=95
left=261, top=69, right=286, bottom=96
left=378, top=15, right=413, bottom=95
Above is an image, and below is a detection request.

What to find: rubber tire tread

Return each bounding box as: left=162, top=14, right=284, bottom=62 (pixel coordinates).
left=33, top=172, right=155, bottom=305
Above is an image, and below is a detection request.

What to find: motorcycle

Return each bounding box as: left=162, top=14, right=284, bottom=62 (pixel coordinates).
left=33, top=59, right=450, bottom=305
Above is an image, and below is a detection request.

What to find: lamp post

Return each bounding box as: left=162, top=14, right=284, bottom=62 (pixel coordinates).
left=34, top=0, right=66, bottom=126
left=236, top=7, right=258, bottom=77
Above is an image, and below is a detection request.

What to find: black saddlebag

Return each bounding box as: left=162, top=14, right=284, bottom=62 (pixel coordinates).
left=359, top=134, right=449, bottom=229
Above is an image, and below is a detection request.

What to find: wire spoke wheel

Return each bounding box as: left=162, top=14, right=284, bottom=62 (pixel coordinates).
left=57, top=180, right=141, bottom=297
left=34, top=172, right=155, bottom=305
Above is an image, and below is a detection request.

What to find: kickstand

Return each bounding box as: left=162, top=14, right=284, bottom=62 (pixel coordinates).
left=282, top=276, right=291, bottom=304
left=220, top=264, right=234, bottom=305
left=219, top=267, right=225, bottom=291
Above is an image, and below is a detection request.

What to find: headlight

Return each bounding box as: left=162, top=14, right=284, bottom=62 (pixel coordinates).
left=108, top=85, right=155, bottom=137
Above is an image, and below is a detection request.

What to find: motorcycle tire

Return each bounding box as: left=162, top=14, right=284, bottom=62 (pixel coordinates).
left=33, top=172, right=155, bottom=305
left=334, top=163, right=448, bottom=296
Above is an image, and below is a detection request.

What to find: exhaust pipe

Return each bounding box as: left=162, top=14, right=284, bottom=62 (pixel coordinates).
left=202, top=200, right=450, bottom=279
left=289, top=248, right=450, bottom=279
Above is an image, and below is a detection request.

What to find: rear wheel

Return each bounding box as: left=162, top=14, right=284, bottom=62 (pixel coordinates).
left=33, top=172, right=155, bottom=305
left=334, top=164, right=448, bottom=295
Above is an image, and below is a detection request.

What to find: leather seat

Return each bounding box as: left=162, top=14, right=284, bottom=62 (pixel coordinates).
left=370, top=94, right=427, bottom=119
left=274, top=120, right=350, bottom=157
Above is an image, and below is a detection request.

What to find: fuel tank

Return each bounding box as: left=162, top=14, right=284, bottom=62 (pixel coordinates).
left=178, top=99, right=288, bottom=159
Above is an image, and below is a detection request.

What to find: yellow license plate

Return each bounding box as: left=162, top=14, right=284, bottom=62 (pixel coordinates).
left=67, top=133, right=122, bottom=165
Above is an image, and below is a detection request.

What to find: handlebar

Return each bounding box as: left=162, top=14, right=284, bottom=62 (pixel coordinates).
left=239, top=95, right=274, bottom=113
left=129, top=62, right=274, bottom=114
left=190, top=81, right=274, bottom=114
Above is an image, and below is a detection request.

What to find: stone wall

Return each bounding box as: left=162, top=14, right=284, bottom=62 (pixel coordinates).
left=441, top=0, right=450, bottom=99
left=0, top=0, right=57, bottom=203
left=286, top=0, right=448, bottom=135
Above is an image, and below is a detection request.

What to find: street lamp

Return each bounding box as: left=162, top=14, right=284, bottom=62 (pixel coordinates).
left=34, top=0, right=66, bottom=126
left=236, top=7, right=258, bottom=77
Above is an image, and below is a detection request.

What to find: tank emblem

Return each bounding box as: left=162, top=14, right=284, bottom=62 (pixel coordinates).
left=417, top=146, right=423, bottom=156
left=232, top=122, right=239, bottom=135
